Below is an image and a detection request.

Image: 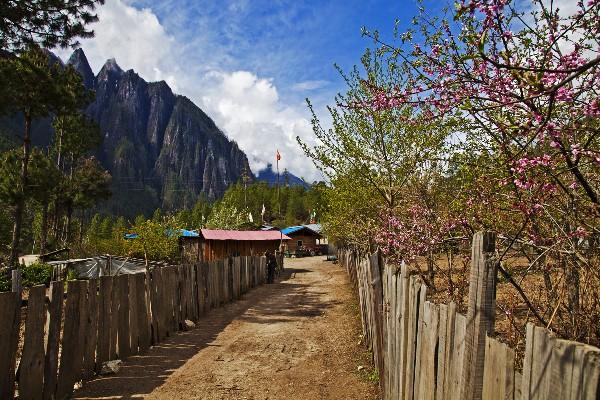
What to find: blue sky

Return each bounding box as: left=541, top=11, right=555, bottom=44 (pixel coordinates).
left=128, top=0, right=414, bottom=103
left=56, top=0, right=448, bottom=180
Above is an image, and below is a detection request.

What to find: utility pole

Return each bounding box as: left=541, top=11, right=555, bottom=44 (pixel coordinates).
left=276, top=150, right=281, bottom=218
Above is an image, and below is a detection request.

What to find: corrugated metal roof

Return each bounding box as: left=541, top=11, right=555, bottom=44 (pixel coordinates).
left=200, top=229, right=291, bottom=241
left=281, top=226, right=305, bottom=235
left=303, top=224, right=322, bottom=234
left=125, top=229, right=199, bottom=239
left=281, top=225, right=322, bottom=236
left=179, top=229, right=200, bottom=237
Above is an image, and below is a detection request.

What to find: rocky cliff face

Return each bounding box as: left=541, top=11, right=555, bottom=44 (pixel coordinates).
left=64, top=49, right=251, bottom=215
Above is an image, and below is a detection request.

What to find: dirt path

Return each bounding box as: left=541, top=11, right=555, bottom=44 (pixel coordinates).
left=74, top=257, right=379, bottom=399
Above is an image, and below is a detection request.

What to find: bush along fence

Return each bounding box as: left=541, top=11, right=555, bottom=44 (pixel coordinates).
left=0, top=255, right=268, bottom=399
left=340, top=232, right=600, bottom=400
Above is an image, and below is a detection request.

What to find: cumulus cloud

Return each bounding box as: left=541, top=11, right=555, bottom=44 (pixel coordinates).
left=54, top=0, right=321, bottom=180
left=56, top=0, right=180, bottom=90
left=199, top=71, right=318, bottom=180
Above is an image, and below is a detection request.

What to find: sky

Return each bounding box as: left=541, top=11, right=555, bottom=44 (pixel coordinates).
left=55, top=0, right=438, bottom=181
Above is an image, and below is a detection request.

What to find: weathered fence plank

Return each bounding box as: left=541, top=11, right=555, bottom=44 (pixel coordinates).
left=150, top=266, right=162, bottom=342
left=403, top=276, right=425, bottom=400
left=97, top=276, right=112, bottom=367
left=338, top=243, right=600, bottom=400
left=384, top=265, right=394, bottom=400
left=482, top=336, right=515, bottom=400
left=11, top=269, right=22, bottom=295
left=460, top=232, right=497, bottom=400
left=43, top=281, right=64, bottom=400
left=0, top=256, right=268, bottom=400
left=580, top=349, right=600, bottom=400
left=0, top=291, right=20, bottom=400
left=436, top=303, right=449, bottom=400
left=135, top=272, right=151, bottom=351
left=368, top=251, right=385, bottom=386
left=128, top=273, right=139, bottom=354
left=397, top=262, right=410, bottom=398
left=19, top=285, right=47, bottom=400
left=56, top=280, right=87, bottom=399
left=109, top=275, right=119, bottom=360
left=83, top=279, right=99, bottom=379
left=442, top=302, right=458, bottom=400
left=117, top=274, right=131, bottom=358
left=417, top=301, right=439, bottom=400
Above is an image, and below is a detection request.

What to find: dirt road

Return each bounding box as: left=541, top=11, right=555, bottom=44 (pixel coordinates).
left=74, top=256, right=379, bottom=399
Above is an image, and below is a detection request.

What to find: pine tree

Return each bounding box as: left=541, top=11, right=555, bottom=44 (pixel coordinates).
left=0, top=0, right=104, bottom=52
left=0, top=47, right=94, bottom=265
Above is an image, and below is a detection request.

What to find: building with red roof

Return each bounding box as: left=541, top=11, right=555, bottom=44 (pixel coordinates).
left=180, top=229, right=291, bottom=263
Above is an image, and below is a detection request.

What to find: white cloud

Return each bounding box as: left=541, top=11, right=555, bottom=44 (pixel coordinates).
left=54, top=0, right=321, bottom=181
left=199, top=71, right=318, bottom=181
left=57, top=0, right=179, bottom=89
left=292, top=80, right=330, bottom=91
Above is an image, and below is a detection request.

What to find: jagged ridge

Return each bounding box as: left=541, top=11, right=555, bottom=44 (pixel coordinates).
left=65, top=49, right=252, bottom=215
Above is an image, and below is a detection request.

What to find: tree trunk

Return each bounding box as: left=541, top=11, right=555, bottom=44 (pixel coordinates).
left=56, top=123, right=63, bottom=169
left=40, top=202, right=49, bottom=255
left=9, top=112, right=32, bottom=267
left=64, top=203, right=73, bottom=246
left=51, top=202, right=59, bottom=242
left=63, top=152, right=75, bottom=246
left=447, top=248, right=454, bottom=296
left=564, top=256, right=580, bottom=336
left=427, top=249, right=435, bottom=289
left=78, top=209, right=84, bottom=244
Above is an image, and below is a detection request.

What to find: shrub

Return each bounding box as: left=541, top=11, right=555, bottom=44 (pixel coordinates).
left=0, top=270, right=9, bottom=292
left=19, top=262, right=53, bottom=287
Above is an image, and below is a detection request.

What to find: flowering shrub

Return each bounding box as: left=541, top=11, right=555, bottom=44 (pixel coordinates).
left=375, top=205, right=467, bottom=263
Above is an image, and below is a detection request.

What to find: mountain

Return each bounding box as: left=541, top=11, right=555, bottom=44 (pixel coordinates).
left=2, top=49, right=252, bottom=217
left=256, top=164, right=309, bottom=188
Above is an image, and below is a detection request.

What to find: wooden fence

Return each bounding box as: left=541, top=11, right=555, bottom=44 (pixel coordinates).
left=340, top=232, right=600, bottom=400
left=0, top=255, right=267, bottom=399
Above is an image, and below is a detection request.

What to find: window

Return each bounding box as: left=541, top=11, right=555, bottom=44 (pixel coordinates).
left=297, top=240, right=303, bottom=247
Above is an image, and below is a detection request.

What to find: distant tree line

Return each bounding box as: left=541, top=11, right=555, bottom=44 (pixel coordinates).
left=77, top=181, right=324, bottom=261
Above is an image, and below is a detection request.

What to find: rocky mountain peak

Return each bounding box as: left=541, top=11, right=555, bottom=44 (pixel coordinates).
left=97, top=57, right=123, bottom=82
left=1, top=48, right=254, bottom=216
left=63, top=50, right=252, bottom=215
left=104, top=57, right=122, bottom=71
left=67, top=48, right=95, bottom=88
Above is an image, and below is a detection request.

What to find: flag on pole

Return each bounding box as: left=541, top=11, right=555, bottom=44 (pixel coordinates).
left=276, top=149, right=281, bottom=161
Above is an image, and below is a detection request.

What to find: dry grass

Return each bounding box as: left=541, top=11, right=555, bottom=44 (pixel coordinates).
left=407, top=250, right=600, bottom=366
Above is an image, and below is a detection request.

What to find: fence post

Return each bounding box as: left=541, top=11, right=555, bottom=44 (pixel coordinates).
left=368, top=250, right=385, bottom=391
left=11, top=269, right=22, bottom=295
left=0, top=291, right=21, bottom=399
left=460, top=231, right=497, bottom=400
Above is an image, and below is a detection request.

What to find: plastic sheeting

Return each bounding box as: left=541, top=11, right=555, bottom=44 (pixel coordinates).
left=48, top=256, right=170, bottom=279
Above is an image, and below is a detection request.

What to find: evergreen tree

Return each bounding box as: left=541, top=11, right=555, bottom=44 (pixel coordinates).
left=0, top=46, right=94, bottom=265
left=0, top=0, right=104, bottom=52
left=98, top=216, right=112, bottom=240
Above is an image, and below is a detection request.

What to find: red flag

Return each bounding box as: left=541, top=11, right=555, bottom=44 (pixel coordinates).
left=276, top=149, right=281, bottom=161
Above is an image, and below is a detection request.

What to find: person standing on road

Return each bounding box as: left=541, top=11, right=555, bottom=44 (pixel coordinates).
left=265, top=251, right=276, bottom=284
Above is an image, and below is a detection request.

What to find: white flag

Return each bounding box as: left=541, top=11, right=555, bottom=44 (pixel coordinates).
left=261, top=203, right=266, bottom=216
left=248, top=212, right=254, bottom=223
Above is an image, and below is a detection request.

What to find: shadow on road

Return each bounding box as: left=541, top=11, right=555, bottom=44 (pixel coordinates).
left=73, top=263, right=338, bottom=399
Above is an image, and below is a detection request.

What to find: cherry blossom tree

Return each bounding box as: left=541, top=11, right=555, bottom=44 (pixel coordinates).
left=361, top=0, right=599, bottom=341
